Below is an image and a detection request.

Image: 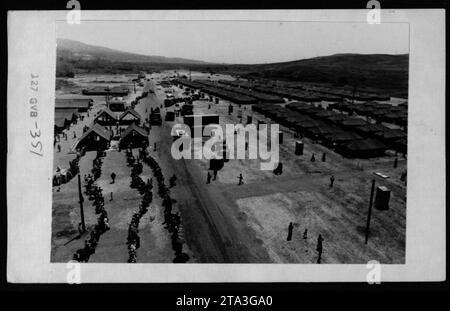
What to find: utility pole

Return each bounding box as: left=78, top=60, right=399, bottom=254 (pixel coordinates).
left=77, top=173, right=86, bottom=233
left=365, top=179, right=376, bottom=244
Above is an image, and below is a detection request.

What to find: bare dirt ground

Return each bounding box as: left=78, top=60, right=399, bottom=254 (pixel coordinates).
left=52, top=75, right=178, bottom=263
left=51, top=71, right=406, bottom=264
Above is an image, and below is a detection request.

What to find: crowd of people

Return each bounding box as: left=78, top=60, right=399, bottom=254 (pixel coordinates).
left=73, top=151, right=110, bottom=262
left=126, top=149, right=153, bottom=263
left=91, top=150, right=105, bottom=180
left=142, top=152, right=189, bottom=263
left=52, top=156, right=80, bottom=187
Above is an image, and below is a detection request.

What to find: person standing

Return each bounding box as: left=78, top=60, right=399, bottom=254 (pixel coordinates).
left=213, top=168, right=218, bottom=181
left=206, top=172, right=212, bottom=184
left=330, top=175, right=335, bottom=188
left=310, top=153, right=316, bottom=162
left=316, top=234, right=324, bottom=264
left=238, top=173, right=244, bottom=185
left=287, top=222, right=294, bottom=241
left=110, top=172, right=116, bottom=184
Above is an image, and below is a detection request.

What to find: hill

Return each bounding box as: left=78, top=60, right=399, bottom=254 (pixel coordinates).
left=213, top=53, right=409, bottom=97
left=56, top=39, right=408, bottom=97
left=57, top=38, right=207, bottom=64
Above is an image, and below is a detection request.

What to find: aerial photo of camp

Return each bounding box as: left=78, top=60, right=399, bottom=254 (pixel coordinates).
left=52, top=21, right=408, bottom=264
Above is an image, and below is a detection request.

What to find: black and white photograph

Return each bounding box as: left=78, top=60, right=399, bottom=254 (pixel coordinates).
left=51, top=20, right=409, bottom=265
left=5, top=8, right=445, bottom=283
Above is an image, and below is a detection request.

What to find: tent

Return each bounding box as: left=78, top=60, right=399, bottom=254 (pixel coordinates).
left=325, top=131, right=363, bottom=147
left=325, top=113, right=348, bottom=123
left=338, top=138, right=388, bottom=158
left=307, top=123, right=336, bottom=138
left=375, top=129, right=407, bottom=142
left=285, top=102, right=312, bottom=112
left=392, top=137, right=407, bottom=154
left=355, top=123, right=388, bottom=137
left=315, top=110, right=335, bottom=119
left=339, top=118, right=367, bottom=128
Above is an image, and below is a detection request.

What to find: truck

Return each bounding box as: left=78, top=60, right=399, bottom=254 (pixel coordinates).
left=180, top=103, right=194, bottom=116
left=149, top=107, right=162, bottom=126
left=183, top=114, right=220, bottom=133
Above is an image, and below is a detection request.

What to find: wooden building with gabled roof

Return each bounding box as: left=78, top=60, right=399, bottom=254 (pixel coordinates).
left=119, top=107, right=141, bottom=125
left=119, top=123, right=149, bottom=150
left=94, top=107, right=118, bottom=126
left=76, top=124, right=112, bottom=151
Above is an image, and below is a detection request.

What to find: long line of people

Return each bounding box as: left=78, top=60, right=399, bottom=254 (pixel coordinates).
left=72, top=151, right=110, bottom=262
left=130, top=91, right=149, bottom=109
left=142, top=153, right=189, bottom=263
left=92, top=150, right=105, bottom=181
left=126, top=149, right=153, bottom=263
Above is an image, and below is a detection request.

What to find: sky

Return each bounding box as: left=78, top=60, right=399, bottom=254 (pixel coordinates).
left=57, top=21, right=409, bottom=64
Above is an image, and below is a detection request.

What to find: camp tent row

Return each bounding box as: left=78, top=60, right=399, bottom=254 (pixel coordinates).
left=215, top=81, right=284, bottom=103
left=254, top=101, right=405, bottom=158
left=328, top=101, right=407, bottom=127
left=76, top=123, right=148, bottom=151
left=218, top=78, right=388, bottom=102
left=175, top=79, right=258, bottom=105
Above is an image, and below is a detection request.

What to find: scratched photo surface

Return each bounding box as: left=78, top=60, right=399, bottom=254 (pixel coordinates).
left=51, top=20, right=409, bottom=264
